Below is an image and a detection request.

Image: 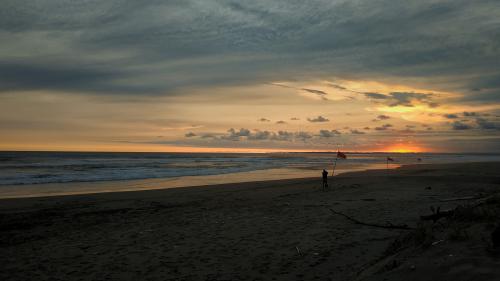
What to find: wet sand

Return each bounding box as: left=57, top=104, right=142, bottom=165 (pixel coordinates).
left=1, top=162, right=500, bottom=280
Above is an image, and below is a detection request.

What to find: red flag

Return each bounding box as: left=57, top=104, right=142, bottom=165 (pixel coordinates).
left=337, top=151, right=347, bottom=159
left=387, top=157, right=394, bottom=162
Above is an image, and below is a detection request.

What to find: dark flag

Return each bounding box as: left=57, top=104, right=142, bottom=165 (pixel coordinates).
left=386, top=156, right=394, bottom=171
left=337, top=151, right=347, bottom=159
left=332, top=150, right=346, bottom=176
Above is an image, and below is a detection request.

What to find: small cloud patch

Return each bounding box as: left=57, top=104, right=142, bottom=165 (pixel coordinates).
left=364, top=91, right=437, bottom=108
left=443, top=114, right=458, bottom=119
left=375, top=124, right=393, bottom=131
left=350, top=129, right=365, bottom=134
left=307, top=116, right=329, bottom=122
left=302, top=88, right=329, bottom=101
left=476, top=118, right=499, bottom=130
left=319, top=130, right=341, bottom=137
left=463, top=112, right=478, bottom=117
left=452, top=121, right=472, bottom=130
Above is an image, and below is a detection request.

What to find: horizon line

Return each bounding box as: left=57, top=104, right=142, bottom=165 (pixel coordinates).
left=1, top=149, right=497, bottom=154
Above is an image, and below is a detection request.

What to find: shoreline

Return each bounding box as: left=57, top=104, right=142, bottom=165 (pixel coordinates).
left=0, top=161, right=492, bottom=203
left=2, top=162, right=500, bottom=280
left=0, top=163, right=398, bottom=200
left=4, top=151, right=500, bottom=200
left=0, top=159, right=491, bottom=201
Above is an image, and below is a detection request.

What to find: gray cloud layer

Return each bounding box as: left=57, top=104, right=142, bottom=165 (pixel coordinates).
left=195, top=128, right=316, bottom=142
left=1, top=0, right=499, bottom=102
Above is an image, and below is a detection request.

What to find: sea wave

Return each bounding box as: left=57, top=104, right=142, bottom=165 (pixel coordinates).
left=0, top=151, right=499, bottom=185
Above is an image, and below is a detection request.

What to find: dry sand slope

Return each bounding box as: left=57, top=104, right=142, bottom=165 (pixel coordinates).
left=1, top=162, right=500, bottom=281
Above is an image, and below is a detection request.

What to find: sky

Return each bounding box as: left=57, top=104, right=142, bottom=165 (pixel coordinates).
left=1, top=0, right=500, bottom=152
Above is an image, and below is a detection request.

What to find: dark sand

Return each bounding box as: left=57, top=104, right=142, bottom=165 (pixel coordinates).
left=1, top=162, right=500, bottom=280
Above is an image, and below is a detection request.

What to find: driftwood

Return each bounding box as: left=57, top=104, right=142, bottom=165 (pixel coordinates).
left=420, top=206, right=454, bottom=222
left=329, top=209, right=414, bottom=230
left=295, top=246, right=302, bottom=256
left=420, top=210, right=454, bottom=222
left=438, top=196, right=478, bottom=202
left=421, top=195, right=493, bottom=222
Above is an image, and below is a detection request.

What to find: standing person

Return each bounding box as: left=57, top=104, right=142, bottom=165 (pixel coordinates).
left=322, top=169, right=329, bottom=190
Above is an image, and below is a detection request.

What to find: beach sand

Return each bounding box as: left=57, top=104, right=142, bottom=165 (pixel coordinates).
left=1, top=162, right=500, bottom=280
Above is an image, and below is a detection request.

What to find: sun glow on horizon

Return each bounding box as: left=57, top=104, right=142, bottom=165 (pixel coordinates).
left=381, top=144, right=430, bottom=153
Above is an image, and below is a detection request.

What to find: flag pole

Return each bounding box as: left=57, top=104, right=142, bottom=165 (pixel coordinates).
left=332, top=152, right=338, bottom=176
left=332, top=145, right=339, bottom=176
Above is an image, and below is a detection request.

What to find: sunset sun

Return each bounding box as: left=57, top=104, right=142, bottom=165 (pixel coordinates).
left=383, top=144, right=428, bottom=153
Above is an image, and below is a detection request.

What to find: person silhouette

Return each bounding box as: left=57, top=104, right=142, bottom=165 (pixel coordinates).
left=322, top=169, right=329, bottom=190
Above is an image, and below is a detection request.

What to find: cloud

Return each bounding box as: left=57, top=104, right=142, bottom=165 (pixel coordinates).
left=273, top=130, right=294, bottom=141
left=350, top=129, right=365, bottom=135
left=301, top=88, right=329, bottom=100
left=295, top=131, right=313, bottom=141
left=230, top=128, right=251, bottom=137
left=222, top=128, right=251, bottom=140
left=200, top=133, right=218, bottom=139
left=272, top=83, right=330, bottom=101
left=389, top=92, right=434, bottom=107
left=271, top=130, right=312, bottom=141
left=463, top=111, right=479, bottom=117
left=319, top=129, right=341, bottom=138
left=258, top=118, right=271, bottom=122
left=364, top=92, right=388, bottom=100
left=476, top=118, right=499, bottom=130
left=0, top=0, right=498, bottom=105
left=452, top=121, right=472, bottom=130
left=307, top=115, right=329, bottom=122
left=1, top=0, right=500, bottom=153
left=203, top=128, right=315, bottom=142
left=185, top=132, right=196, bottom=137
left=327, top=83, right=348, bottom=91
left=374, top=124, right=393, bottom=131
left=0, top=60, right=123, bottom=93
left=273, top=130, right=313, bottom=142
left=364, top=91, right=437, bottom=108
left=421, top=124, right=434, bottom=131
left=372, top=114, right=391, bottom=122
left=248, top=130, right=272, bottom=140
left=396, top=93, right=425, bottom=106
left=443, top=114, right=458, bottom=119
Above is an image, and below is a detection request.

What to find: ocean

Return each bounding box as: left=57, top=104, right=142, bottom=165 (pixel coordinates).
left=1, top=151, right=499, bottom=198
